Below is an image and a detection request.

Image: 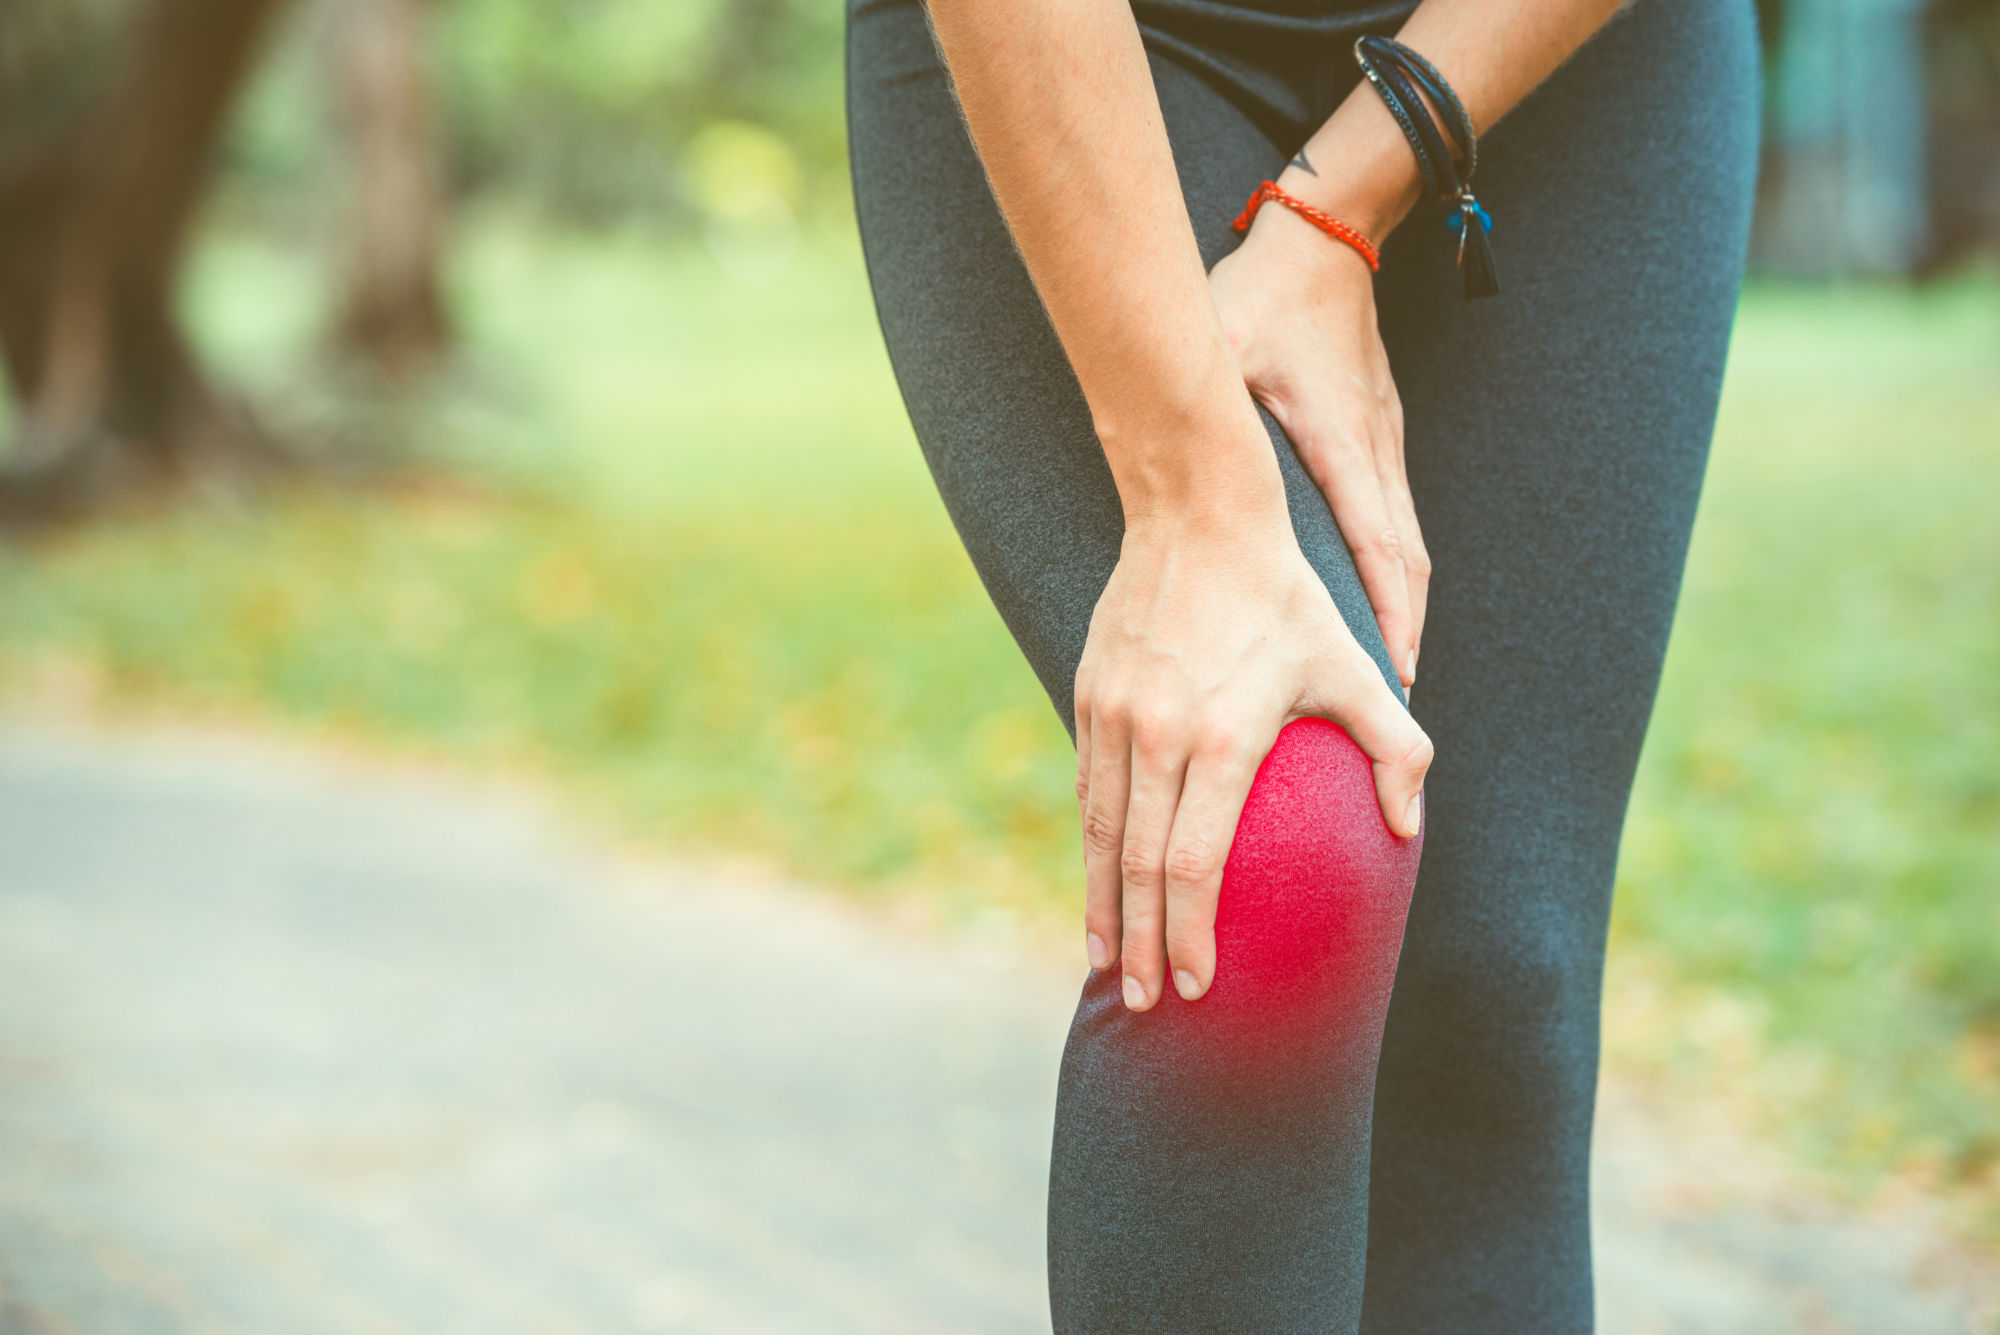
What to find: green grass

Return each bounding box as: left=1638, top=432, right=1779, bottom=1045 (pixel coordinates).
left=1616, top=281, right=2000, bottom=1187
left=2, top=223, right=1996, bottom=1204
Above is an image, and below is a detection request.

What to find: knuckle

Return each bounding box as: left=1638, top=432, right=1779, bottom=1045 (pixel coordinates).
left=1350, top=529, right=1399, bottom=567
left=1192, top=719, right=1239, bottom=762
left=1335, top=413, right=1373, bottom=447
left=1128, top=704, right=1177, bottom=753
left=1093, top=688, right=1130, bottom=727
left=1081, top=809, right=1122, bottom=858
left=1405, top=548, right=1434, bottom=581
left=1400, top=731, right=1436, bottom=773
left=1164, top=837, right=1221, bottom=892
left=1073, top=664, right=1099, bottom=717
left=1254, top=367, right=1301, bottom=406
left=1119, top=845, right=1165, bottom=888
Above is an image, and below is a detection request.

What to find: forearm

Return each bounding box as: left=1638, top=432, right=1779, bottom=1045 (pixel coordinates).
left=923, top=0, right=1279, bottom=525
left=1269, top=0, right=1629, bottom=245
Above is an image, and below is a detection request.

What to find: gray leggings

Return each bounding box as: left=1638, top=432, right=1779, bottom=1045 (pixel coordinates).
left=846, top=0, right=1759, bottom=1329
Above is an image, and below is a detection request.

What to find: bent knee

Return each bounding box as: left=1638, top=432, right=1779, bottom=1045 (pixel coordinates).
left=1205, top=717, right=1422, bottom=1015
left=1391, top=922, right=1599, bottom=1122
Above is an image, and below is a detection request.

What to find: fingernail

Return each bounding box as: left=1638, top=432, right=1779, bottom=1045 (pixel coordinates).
left=1122, top=974, right=1147, bottom=1010
left=1404, top=793, right=1423, bottom=837
left=1174, top=968, right=1202, bottom=1000
left=1404, top=649, right=1417, bottom=684
left=1086, top=932, right=1109, bottom=970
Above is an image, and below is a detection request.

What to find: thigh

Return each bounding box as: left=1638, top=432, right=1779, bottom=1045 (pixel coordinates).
left=1359, top=0, right=1762, bottom=1328
left=845, top=0, right=1403, bottom=730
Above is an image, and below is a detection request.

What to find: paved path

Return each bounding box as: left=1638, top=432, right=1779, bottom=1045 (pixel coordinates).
left=0, top=726, right=1992, bottom=1333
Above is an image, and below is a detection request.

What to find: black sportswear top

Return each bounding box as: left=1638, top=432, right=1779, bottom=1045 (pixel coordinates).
left=1131, top=0, right=1421, bottom=144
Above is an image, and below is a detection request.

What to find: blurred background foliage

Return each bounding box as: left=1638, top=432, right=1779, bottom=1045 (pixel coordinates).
left=0, top=0, right=1996, bottom=1239
left=222, top=0, right=848, bottom=227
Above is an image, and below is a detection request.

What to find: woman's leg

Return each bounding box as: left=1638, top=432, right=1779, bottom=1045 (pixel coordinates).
left=1358, top=0, right=1761, bottom=1329
left=1045, top=716, right=1420, bottom=1333
left=847, top=2, right=1420, bottom=1329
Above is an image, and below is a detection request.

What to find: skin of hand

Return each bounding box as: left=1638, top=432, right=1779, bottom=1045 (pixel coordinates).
left=1201, top=0, right=1634, bottom=685
left=926, top=0, right=1434, bottom=1012
left=1210, top=216, right=1431, bottom=690
left=1074, top=501, right=1432, bottom=1012
left=925, top=0, right=1622, bottom=1010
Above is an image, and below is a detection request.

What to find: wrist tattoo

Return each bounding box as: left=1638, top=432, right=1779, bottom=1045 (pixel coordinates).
left=1289, top=149, right=1317, bottom=177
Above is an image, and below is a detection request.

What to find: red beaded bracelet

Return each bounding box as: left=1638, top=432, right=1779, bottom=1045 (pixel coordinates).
left=1231, top=181, right=1381, bottom=272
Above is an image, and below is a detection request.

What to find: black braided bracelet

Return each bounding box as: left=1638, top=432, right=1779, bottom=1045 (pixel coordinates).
left=1353, top=35, right=1498, bottom=300
left=1382, top=41, right=1478, bottom=180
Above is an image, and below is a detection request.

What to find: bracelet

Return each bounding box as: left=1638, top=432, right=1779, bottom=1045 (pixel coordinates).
left=1231, top=181, right=1381, bottom=272
left=1353, top=35, right=1498, bottom=300
left=1378, top=39, right=1478, bottom=181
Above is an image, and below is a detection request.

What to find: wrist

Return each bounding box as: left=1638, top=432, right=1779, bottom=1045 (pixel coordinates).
left=1237, top=196, right=1378, bottom=295
left=1272, top=162, right=1419, bottom=253
left=1093, top=388, right=1287, bottom=531
left=1119, top=489, right=1291, bottom=551
left=1267, top=81, right=1432, bottom=247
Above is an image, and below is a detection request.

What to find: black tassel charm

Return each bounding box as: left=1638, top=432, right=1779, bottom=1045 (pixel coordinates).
left=1354, top=35, right=1501, bottom=301
left=1448, top=193, right=1500, bottom=299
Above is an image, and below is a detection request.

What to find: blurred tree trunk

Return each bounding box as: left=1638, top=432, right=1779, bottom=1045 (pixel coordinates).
left=0, top=0, right=288, bottom=523
left=1922, top=0, right=2000, bottom=272
left=324, top=0, right=450, bottom=382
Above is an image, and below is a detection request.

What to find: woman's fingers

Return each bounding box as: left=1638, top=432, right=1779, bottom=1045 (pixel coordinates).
left=1312, top=452, right=1417, bottom=689
left=1373, top=434, right=1431, bottom=682
left=1118, top=722, right=1187, bottom=1011
left=1270, top=373, right=1424, bottom=690
left=1073, top=688, right=1113, bottom=971
left=1304, top=637, right=1434, bottom=838
left=1159, top=731, right=1261, bottom=1002
left=1078, top=699, right=1130, bottom=976
left=1077, top=688, right=1236, bottom=1010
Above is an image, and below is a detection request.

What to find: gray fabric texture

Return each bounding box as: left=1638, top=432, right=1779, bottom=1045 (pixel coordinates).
left=845, top=0, right=1760, bottom=1328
